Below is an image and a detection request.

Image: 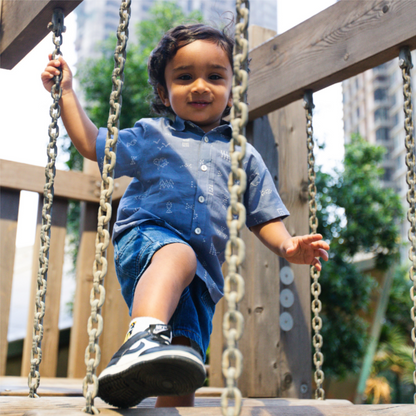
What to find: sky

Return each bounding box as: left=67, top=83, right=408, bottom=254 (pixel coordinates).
left=1, top=0, right=343, bottom=249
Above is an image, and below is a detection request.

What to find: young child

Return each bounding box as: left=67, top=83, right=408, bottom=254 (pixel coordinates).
left=42, top=24, right=329, bottom=408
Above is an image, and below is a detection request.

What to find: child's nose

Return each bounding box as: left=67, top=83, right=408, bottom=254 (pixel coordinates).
left=191, top=78, right=209, bottom=94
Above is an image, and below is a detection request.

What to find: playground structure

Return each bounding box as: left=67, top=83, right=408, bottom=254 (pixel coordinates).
left=1, top=0, right=416, bottom=414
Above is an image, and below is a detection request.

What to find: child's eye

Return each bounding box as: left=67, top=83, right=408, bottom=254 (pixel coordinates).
left=178, top=74, right=191, bottom=80
left=210, top=74, right=222, bottom=80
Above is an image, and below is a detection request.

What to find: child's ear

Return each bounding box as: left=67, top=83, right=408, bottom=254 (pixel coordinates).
left=227, top=93, right=233, bottom=108
left=157, top=85, right=170, bottom=107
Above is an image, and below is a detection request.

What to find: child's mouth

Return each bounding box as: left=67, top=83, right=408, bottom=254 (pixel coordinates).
left=190, top=101, right=210, bottom=108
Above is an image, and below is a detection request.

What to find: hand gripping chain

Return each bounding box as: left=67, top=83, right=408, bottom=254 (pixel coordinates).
left=221, top=1, right=249, bottom=415
left=28, top=8, right=66, bottom=399
left=82, top=1, right=131, bottom=414
left=399, top=46, right=416, bottom=404
left=304, top=91, right=325, bottom=400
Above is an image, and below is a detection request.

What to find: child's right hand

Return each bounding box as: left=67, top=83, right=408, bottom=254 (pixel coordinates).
left=41, top=54, right=73, bottom=95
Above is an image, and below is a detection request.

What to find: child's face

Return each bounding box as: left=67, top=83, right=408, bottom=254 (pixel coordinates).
left=158, top=40, right=233, bottom=133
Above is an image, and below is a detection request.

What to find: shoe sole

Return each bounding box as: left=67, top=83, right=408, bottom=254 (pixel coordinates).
left=98, top=349, right=206, bottom=408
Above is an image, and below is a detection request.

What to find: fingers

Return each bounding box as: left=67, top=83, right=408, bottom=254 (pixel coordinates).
left=311, top=257, right=322, bottom=271
left=315, top=248, right=329, bottom=262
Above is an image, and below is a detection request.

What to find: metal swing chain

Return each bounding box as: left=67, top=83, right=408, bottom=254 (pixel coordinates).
left=82, top=1, right=131, bottom=414
left=221, top=1, right=249, bottom=416
left=399, top=46, right=416, bottom=404
left=28, top=9, right=66, bottom=399
left=304, top=91, right=325, bottom=400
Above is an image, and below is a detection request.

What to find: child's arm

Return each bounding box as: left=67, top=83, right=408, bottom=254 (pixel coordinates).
left=41, top=55, right=98, bottom=161
left=251, top=218, right=329, bottom=271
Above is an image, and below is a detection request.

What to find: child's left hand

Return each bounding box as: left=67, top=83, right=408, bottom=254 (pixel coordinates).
left=282, top=234, right=329, bottom=271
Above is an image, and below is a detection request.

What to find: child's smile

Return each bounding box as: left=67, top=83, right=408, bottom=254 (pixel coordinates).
left=158, top=40, right=233, bottom=133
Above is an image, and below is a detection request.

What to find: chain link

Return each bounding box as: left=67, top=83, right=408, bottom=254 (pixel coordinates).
left=399, top=46, right=416, bottom=404
left=221, top=2, right=249, bottom=415
left=304, top=90, right=325, bottom=400
left=82, top=1, right=131, bottom=413
left=27, top=9, right=66, bottom=399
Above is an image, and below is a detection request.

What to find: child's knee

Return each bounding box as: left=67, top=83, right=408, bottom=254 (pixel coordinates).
left=175, top=243, right=197, bottom=276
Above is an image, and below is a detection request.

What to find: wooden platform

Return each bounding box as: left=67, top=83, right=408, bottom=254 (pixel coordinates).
left=1, top=396, right=415, bottom=416
left=1, top=377, right=414, bottom=415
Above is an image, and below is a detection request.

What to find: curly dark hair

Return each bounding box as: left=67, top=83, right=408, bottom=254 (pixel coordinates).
left=148, top=23, right=234, bottom=117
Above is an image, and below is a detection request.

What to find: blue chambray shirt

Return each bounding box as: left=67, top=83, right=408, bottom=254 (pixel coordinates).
left=96, top=117, right=289, bottom=304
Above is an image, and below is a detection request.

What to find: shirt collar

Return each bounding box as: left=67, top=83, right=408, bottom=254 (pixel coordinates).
left=170, top=116, right=232, bottom=138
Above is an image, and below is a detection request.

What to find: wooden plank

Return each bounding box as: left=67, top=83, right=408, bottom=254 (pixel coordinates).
left=208, top=296, right=225, bottom=387
left=0, top=376, right=222, bottom=397
left=0, top=376, right=83, bottom=396
left=0, top=159, right=130, bottom=202
left=21, top=197, right=68, bottom=377
left=275, top=100, right=311, bottom=399
left=238, top=26, right=281, bottom=398
left=0, top=0, right=83, bottom=70
left=0, top=188, right=20, bottom=376
left=98, top=200, right=131, bottom=376
left=67, top=201, right=99, bottom=378
left=248, top=0, right=416, bottom=119
left=2, top=396, right=416, bottom=416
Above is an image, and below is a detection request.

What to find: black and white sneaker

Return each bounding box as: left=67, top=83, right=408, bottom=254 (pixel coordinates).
left=97, top=324, right=206, bottom=408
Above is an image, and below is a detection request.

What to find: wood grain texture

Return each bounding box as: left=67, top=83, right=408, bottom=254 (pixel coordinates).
left=21, top=197, right=68, bottom=378
left=0, top=0, right=82, bottom=69
left=1, top=395, right=415, bottom=416
left=275, top=101, right=311, bottom=399
left=0, top=159, right=130, bottom=202
left=0, top=188, right=20, bottom=376
left=97, top=200, right=131, bottom=376
left=248, top=0, right=416, bottom=119
left=67, top=202, right=98, bottom=378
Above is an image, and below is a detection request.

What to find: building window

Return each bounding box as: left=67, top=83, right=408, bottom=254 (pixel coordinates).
left=374, top=88, right=388, bottom=101
left=384, top=168, right=393, bottom=181
left=375, top=75, right=388, bottom=83
left=356, top=107, right=360, bottom=119
left=392, top=113, right=399, bottom=127
left=374, top=108, right=388, bottom=121
left=376, top=128, right=389, bottom=141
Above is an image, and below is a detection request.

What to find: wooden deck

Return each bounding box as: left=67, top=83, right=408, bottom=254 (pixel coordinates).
left=1, top=395, right=415, bottom=415
left=1, top=377, right=414, bottom=415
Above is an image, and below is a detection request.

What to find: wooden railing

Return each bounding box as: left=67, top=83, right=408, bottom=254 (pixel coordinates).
left=0, top=159, right=131, bottom=379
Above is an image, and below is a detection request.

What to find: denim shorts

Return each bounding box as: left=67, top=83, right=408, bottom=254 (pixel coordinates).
left=114, top=222, right=216, bottom=362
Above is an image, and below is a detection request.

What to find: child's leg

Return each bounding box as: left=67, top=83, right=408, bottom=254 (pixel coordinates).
left=131, top=242, right=197, bottom=322
left=130, top=243, right=197, bottom=408
left=98, top=237, right=206, bottom=408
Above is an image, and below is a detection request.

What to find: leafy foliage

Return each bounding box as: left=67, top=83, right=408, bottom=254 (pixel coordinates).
left=316, top=134, right=403, bottom=378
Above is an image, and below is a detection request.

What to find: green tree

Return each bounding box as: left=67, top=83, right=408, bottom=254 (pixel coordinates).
left=316, top=134, right=403, bottom=378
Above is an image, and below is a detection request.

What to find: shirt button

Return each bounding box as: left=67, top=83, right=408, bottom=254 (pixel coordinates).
left=204, top=137, right=209, bottom=143
left=198, top=195, right=205, bottom=203
left=201, top=164, right=208, bottom=171
left=195, top=227, right=202, bottom=235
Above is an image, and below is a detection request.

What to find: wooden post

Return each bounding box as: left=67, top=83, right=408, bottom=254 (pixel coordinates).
left=210, top=26, right=310, bottom=397
left=0, top=187, right=20, bottom=376
left=21, top=197, right=68, bottom=377
left=97, top=200, right=131, bottom=375
left=67, top=200, right=98, bottom=378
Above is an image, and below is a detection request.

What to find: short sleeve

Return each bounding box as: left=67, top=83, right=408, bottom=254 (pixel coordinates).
left=96, top=122, right=146, bottom=178
left=243, top=145, right=289, bottom=228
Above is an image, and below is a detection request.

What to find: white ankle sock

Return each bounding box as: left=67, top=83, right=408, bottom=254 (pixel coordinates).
left=125, top=317, right=166, bottom=340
